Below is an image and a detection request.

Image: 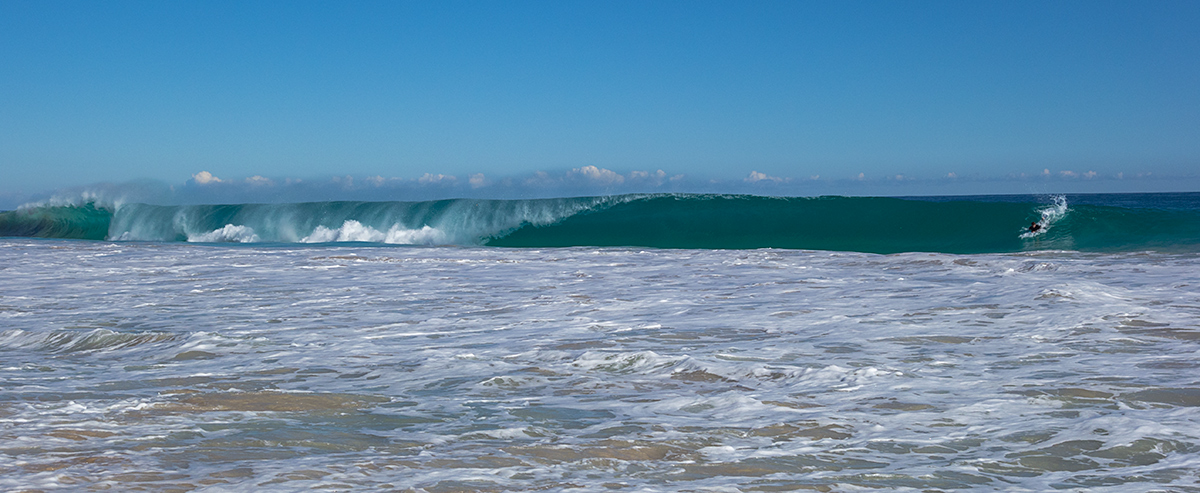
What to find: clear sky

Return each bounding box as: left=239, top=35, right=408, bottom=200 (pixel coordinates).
left=2, top=0, right=1198, bottom=206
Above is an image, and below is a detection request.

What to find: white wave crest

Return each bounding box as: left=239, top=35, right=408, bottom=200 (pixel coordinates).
left=18, top=190, right=123, bottom=211
left=301, top=220, right=448, bottom=245
left=189, top=224, right=261, bottom=243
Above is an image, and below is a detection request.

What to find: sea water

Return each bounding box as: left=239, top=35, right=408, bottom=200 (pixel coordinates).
left=1, top=193, right=1199, bottom=491
left=4, top=193, right=1199, bottom=253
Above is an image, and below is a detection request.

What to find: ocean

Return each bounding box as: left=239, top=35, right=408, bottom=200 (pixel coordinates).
left=1, top=192, right=1199, bottom=491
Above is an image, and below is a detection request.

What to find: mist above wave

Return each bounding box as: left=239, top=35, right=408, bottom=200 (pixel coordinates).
left=107, top=196, right=632, bottom=246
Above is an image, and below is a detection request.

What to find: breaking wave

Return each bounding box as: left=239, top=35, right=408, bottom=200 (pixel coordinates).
left=1, top=193, right=1198, bottom=253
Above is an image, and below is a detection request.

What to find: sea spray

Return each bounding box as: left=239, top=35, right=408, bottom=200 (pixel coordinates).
left=187, top=224, right=261, bottom=243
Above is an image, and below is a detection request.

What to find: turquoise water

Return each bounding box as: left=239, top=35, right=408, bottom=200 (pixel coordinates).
left=1, top=193, right=1197, bottom=253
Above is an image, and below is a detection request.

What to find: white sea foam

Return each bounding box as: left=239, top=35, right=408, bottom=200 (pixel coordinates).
left=188, top=224, right=260, bottom=242
left=301, top=220, right=448, bottom=244
left=1, top=240, right=1198, bottom=491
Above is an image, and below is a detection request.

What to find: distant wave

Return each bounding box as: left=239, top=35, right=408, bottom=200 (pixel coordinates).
left=2, top=193, right=1198, bottom=253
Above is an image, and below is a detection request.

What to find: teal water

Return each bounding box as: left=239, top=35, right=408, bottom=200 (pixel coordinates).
left=0, top=202, right=112, bottom=240
left=1, top=193, right=1197, bottom=253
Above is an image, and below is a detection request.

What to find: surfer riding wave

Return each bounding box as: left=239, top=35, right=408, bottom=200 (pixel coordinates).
left=1020, top=196, right=1067, bottom=239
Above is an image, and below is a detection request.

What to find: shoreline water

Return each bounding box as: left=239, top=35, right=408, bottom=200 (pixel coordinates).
left=2, top=239, right=1199, bottom=491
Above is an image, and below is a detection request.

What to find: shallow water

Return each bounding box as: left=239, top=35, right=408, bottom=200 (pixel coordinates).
left=2, top=239, right=1199, bottom=491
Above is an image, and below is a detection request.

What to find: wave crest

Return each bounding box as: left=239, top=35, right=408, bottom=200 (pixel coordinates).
left=301, top=220, right=447, bottom=245
left=189, top=224, right=261, bottom=243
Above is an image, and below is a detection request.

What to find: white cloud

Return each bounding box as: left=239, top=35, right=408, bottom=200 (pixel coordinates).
left=418, top=173, right=456, bottom=184
left=245, top=175, right=273, bottom=186
left=629, top=169, right=666, bottom=179
left=855, top=172, right=866, bottom=180
left=1083, top=170, right=1097, bottom=179
left=192, top=171, right=221, bottom=184
left=744, top=171, right=784, bottom=183
left=365, top=175, right=387, bottom=187
left=629, top=169, right=668, bottom=185
left=469, top=173, right=487, bottom=188
left=525, top=171, right=555, bottom=186
left=1060, top=170, right=1078, bottom=178
left=946, top=172, right=957, bottom=179
left=569, top=166, right=624, bottom=184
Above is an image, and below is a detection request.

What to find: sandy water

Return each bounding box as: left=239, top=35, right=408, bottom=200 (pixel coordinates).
left=2, top=239, right=1199, bottom=491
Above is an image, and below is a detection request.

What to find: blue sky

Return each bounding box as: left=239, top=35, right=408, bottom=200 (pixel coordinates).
left=2, top=0, right=1198, bottom=206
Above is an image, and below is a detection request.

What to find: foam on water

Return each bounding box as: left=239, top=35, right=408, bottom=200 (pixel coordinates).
left=1, top=239, right=1200, bottom=491
left=188, top=224, right=261, bottom=243
left=300, top=220, right=448, bottom=244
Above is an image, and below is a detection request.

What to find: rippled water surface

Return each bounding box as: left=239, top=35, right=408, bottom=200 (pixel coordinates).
left=2, top=240, right=1199, bottom=491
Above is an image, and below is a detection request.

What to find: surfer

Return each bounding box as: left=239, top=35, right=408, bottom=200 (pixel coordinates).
left=1029, top=221, right=1041, bottom=233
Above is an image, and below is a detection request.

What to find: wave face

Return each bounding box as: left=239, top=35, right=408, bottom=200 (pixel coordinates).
left=0, top=203, right=112, bottom=240
left=492, top=193, right=1200, bottom=253
left=1, top=193, right=1198, bottom=253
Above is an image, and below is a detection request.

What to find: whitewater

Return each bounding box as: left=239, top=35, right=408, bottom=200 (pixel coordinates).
left=1, top=192, right=1199, bottom=491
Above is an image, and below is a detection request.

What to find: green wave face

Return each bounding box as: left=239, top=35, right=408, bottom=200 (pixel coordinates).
left=486, top=195, right=1040, bottom=254
left=1043, top=203, right=1200, bottom=252
left=0, top=203, right=113, bottom=240
left=2, top=193, right=1198, bottom=253
left=488, top=194, right=1200, bottom=253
